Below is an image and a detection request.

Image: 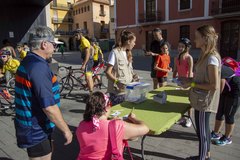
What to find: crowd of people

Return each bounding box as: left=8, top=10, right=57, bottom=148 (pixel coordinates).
left=0, top=24, right=239, bottom=160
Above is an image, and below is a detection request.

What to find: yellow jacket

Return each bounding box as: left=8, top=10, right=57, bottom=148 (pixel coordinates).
left=3, top=58, right=20, bottom=74
left=19, top=50, right=27, bottom=60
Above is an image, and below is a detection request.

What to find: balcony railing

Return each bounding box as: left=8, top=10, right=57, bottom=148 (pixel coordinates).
left=55, top=30, right=75, bottom=36
left=52, top=18, right=73, bottom=24
left=138, top=11, right=161, bottom=23
left=99, top=10, right=106, bottom=17
left=50, top=3, right=72, bottom=10
left=211, top=1, right=240, bottom=15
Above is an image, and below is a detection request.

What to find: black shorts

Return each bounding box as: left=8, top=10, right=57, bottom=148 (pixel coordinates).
left=27, top=136, right=52, bottom=158
left=158, top=77, right=167, bottom=83
left=93, top=60, right=99, bottom=68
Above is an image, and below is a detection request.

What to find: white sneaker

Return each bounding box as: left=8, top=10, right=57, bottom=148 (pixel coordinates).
left=185, top=118, right=192, bottom=128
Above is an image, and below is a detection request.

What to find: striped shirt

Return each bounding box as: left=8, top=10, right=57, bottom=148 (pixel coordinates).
left=14, top=52, right=60, bottom=148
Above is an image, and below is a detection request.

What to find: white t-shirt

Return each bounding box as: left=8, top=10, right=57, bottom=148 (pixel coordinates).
left=208, top=55, right=220, bottom=67
left=107, top=49, right=128, bottom=66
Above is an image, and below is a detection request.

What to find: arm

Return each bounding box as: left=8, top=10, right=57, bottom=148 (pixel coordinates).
left=106, top=64, right=125, bottom=89
left=123, top=113, right=149, bottom=140
left=173, top=57, right=178, bottom=78
left=187, top=56, right=194, bottom=78
left=43, top=105, right=72, bottom=145
left=220, top=79, right=226, bottom=93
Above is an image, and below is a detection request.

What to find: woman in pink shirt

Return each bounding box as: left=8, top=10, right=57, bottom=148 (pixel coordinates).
left=173, top=38, right=193, bottom=128
left=76, top=91, right=149, bottom=160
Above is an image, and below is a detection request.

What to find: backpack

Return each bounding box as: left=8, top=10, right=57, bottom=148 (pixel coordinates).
left=222, top=57, right=240, bottom=94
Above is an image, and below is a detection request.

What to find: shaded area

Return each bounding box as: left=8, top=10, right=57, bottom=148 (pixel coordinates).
left=0, top=0, right=51, bottom=45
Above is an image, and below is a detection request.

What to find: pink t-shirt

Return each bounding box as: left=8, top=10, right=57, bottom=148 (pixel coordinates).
left=76, top=119, right=125, bottom=160
left=176, top=54, right=191, bottom=78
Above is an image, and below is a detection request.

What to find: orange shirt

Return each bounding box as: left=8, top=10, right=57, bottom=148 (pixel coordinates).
left=155, top=53, right=170, bottom=78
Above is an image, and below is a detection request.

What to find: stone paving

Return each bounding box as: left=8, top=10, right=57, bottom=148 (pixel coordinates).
left=0, top=51, right=239, bottom=160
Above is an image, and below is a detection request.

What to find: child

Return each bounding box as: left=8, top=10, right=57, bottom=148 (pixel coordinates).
left=211, top=65, right=240, bottom=146
left=173, top=38, right=193, bottom=127
left=0, top=50, right=20, bottom=82
left=16, top=43, right=27, bottom=60
left=154, top=41, right=171, bottom=87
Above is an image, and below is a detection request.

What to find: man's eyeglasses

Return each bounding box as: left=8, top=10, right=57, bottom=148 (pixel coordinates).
left=0, top=55, right=8, bottom=58
left=47, top=41, right=57, bottom=49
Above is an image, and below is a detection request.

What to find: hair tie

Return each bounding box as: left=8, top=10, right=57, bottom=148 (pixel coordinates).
left=92, top=115, right=100, bottom=131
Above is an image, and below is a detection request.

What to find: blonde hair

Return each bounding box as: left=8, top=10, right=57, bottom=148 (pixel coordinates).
left=196, top=25, right=220, bottom=64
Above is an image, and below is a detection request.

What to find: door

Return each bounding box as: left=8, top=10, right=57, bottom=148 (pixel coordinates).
left=220, top=21, right=240, bottom=59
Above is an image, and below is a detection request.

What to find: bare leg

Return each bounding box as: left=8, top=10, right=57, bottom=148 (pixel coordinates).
left=86, top=74, right=94, bottom=92
left=152, top=78, right=158, bottom=89
left=214, top=120, right=224, bottom=133
left=225, top=123, right=235, bottom=138
left=29, top=152, right=52, bottom=160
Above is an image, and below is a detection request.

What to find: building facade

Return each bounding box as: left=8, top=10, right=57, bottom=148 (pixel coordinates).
left=116, top=0, right=240, bottom=59
left=47, top=0, right=75, bottom=51
left=73, top=0, right=110, bottom=40
left=109, top=0, right=116, bottom=39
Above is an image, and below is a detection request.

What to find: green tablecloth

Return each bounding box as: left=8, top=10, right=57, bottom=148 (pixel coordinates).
left=111, top=86, right=190, bottom=135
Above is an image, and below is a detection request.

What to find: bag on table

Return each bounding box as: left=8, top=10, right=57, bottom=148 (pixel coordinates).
left=189, top=88, right=212, bottom=111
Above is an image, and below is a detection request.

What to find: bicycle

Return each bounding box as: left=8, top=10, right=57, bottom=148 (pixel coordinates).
left=0, top=86, right=15, bottom=115
left=58, top=62, right=107, bottom=97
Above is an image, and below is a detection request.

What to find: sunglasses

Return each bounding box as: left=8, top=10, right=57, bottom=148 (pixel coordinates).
left=47, top=41, right=57, bottom=49
left=0, top=55, right=8, bottom=58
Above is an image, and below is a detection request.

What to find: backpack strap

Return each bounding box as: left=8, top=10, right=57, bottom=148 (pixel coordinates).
left=109, top=120, right=134, bottom=160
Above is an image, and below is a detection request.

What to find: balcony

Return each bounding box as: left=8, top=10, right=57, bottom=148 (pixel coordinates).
left=138, top=11, right=161, bottom=23
left=99, top=10, right=106, bottom=17
left=52, top=18, right=73, bottom=24
left=55, top=30, right=75, bottom=36
left=50, top=3, right=72, bottom=11
left=211, top=0, right=240, bottom=17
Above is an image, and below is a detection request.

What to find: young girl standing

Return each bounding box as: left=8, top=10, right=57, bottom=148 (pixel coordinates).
left=173, top=38, right=194, bottom=127
left=154, top=41, right=171, bottom=87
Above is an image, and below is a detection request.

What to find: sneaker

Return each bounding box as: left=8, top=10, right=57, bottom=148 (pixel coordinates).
left=211, top=131, right=221, bottom=140
left=184, top=118, right=192, bottom=128
left=215, top=135, right=232, bottom=146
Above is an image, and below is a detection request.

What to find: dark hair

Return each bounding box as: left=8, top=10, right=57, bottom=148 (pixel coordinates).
left=153, top=28, right=162, bottom=34
left=83, top=91, right=107, bottom=121
left=115, top=30, right=135, bottom=48
left=178, top=38, right=191, bottom=64
left=160, top=41, right=171, bottom=50
left=2, top=39, right=10, bottom=45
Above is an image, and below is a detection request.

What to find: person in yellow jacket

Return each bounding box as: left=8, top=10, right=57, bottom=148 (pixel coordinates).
left=0, top=49, right=20, bottom=82
left=16, top=43, right=27, bottom=60
left=75, top=30, right=94, bottom=94
left=91, top=38, right=104, bottom=68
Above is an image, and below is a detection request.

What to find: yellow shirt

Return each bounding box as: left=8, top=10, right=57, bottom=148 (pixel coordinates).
left=19, top=50, right=27, bottom=60
left=79, top=36, right=90, bottom=52
left=3, top=58, right=20, bottom=74
left=93, top=45, right=103, bottom=61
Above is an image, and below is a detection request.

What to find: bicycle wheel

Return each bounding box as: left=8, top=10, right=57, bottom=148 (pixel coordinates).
left=0, top=97, right=15, bottom=115
left=59, top=76, right=74, bottom=97
left=6, top=77, right=15, bottom=97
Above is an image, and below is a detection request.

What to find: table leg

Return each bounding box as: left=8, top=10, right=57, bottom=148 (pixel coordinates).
left=141, top=135, right=147, bottom=160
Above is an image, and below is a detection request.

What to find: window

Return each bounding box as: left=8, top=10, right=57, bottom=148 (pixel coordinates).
left=68, top=24, right=72, bottom=31
left=111, top=18, right=114, bottom=23
left=87, top=5, right=90, bottom=11
left=83, top=21, right=87, bottom=30
left=162, top=29, right=167, bottom=40
left=100, top=5, right=104, bottom=13
left=179, top=0, right=191, bottom=11
left=84, top=6, right=86, bottom=12
left=73, top=10, right=75, bottom=16
left=76, top=23, right=79, bottom=29
left=78, top=9, right=80, bottom=14
left=146, top=0, right=157, bottom=22
left=81, top=7, right=83, bottom=13
left=100, top=21, right=105, bottom=31
left=180, top=25, right=190, bottom=39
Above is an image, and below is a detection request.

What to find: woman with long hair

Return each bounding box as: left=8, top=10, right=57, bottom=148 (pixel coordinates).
left=106, top=30, right=136, bottom=105
left=173, top=38, right=193, bottom=127
left=182, top=25, right=221, bottom=160
left=76, top=91, right=149, bottom=160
